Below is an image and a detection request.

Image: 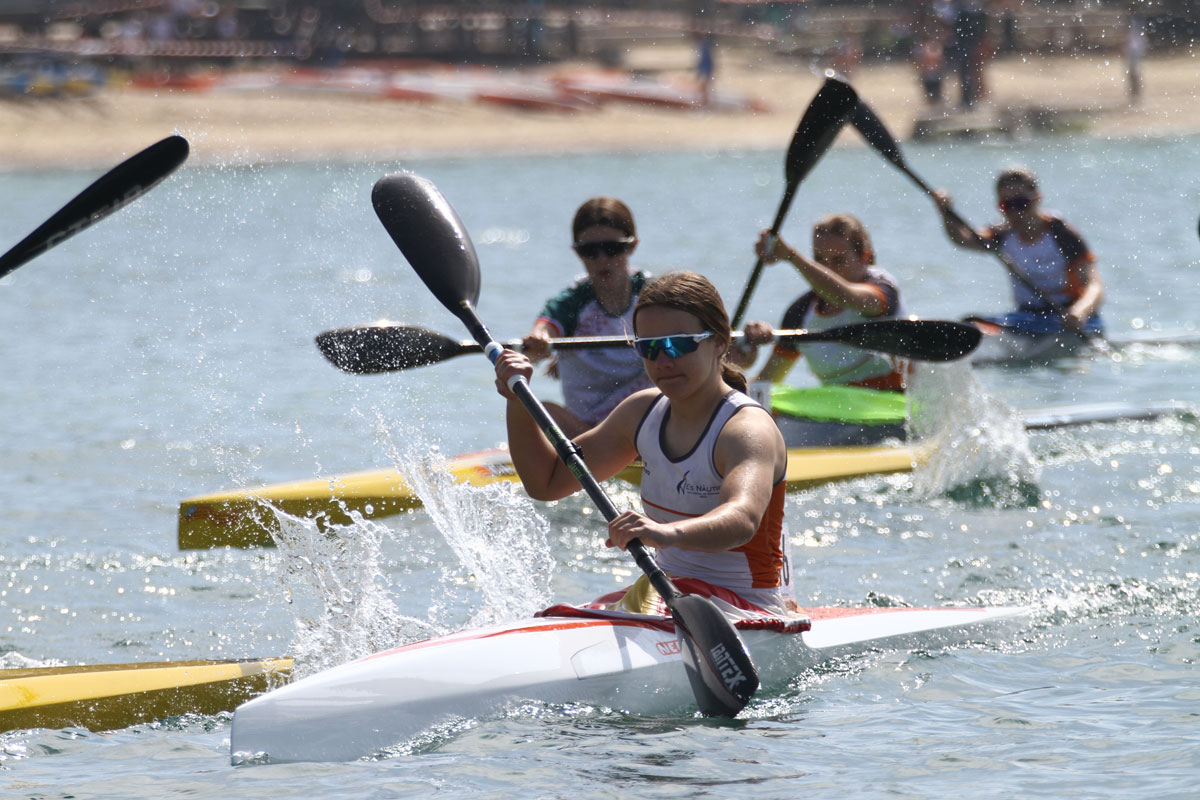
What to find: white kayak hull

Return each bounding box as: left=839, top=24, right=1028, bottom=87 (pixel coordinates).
left=970, top=327, right=1085, bottom=365
left=230, top=604, right=1027, bottom=764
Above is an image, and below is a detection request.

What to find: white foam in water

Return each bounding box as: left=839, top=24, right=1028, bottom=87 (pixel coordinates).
left=390, top=440, right=556, bottom=629
left=256, top=403, right=554, bottom=675
left=905, top=362, right=1040, bottom=499
left=267, top=507, right=439, bottom=679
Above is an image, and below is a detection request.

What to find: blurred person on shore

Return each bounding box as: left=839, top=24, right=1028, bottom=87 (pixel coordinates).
left=943, top=0, right=988, bottom=108
left=832, top=35, right=862, bottom=78
left=696, top=33, right=715, bottom=107
left=916, top=34, right=945, bottom=106
left=1125, top=10, right=1147, bottom=102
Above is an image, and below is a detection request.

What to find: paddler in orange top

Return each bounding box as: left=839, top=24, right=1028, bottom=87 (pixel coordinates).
left=495, top=271, right=795, bottom=615
left=733, top=213, right=908, bottom=392
left=934, top=166, right=1104, bottom=336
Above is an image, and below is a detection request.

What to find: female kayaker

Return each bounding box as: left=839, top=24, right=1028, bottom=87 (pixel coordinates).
left=734, top=213, right=908, bottom=392
left=935, top=166, right=1104, bottom=335
left=520, top=197, right=653, bottom=438
left=496, top=271, right=794, bottom=614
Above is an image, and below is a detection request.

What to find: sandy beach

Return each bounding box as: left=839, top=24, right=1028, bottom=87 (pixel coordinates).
left=0, top=46, right=1196, bottom=169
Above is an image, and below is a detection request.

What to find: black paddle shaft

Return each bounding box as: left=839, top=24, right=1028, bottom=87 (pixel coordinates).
left=457, top=304, right=682, bottom=601
left=316, top=318, right=981, bottom=375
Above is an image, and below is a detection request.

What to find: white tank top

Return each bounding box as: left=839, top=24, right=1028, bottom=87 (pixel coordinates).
left=793, top=267, right=906, bottom=385
left=634, top=391, right=791, bottom=609
left=999, top=230, right=1073, bottom=308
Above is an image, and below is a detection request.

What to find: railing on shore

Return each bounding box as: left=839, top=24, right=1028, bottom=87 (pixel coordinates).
left=0, top=2, right=1189, bottom=67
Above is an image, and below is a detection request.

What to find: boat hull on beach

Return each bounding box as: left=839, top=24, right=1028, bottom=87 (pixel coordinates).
left=229, top=601, right=1027, bottom=764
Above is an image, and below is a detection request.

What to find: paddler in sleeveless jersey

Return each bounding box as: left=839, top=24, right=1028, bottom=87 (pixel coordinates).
left=521, top=197, right=653, bottom=438
left=733, top=213, right=908, bottom=392
left=495, top=271, right=795, bottom=615
left=935, top=166, right=1104, bottom=336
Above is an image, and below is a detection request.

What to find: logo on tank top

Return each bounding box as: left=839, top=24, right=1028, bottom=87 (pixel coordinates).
left=675, top=471, right=720, bottom=498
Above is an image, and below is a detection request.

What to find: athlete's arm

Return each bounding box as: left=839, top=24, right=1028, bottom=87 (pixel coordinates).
left=758, top=235, right=889, bottom=317
left=933, top=190, right=989, bottom=251
left=496, top=347, right=647, bottom=500
left=1067, top=261, right=1104, bottom=327
left=754, top=349, right=798, bottom=384
left=521, top=319, right=558, bottom=362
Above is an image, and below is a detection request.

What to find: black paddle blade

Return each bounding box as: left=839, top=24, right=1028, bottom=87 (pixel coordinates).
left=814, top=319, right=983, bottom=362
left=0, top=134, right=189, bottom=278
left=315, top=324, right=473, bottom=374
left=849, top=101, right=906, bottom=170
left=783, top=73, right=859, bottom=186
left=669, top=594, right=759, bottom=716
left=372, top=173, right=481, bottom=320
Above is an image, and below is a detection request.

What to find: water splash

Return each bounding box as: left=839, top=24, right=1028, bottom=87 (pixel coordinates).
left=906, top=362, right=1040, bottom=505
left=387, top=439, right=556, bottom=629
left=258, top=408, right=557, bottom=677
left=268, top=507, right=437, bottom=679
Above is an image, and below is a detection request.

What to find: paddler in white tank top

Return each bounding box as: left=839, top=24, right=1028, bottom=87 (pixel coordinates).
left=495, top=271, right=795, bottom=615
left=934, top=166, right=1104, bottom=336
left=733, top=213, right=908, bottom=393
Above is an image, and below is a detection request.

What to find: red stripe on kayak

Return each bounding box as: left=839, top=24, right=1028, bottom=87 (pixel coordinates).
left=358, top=617, right=675, bottom=663
left=802, top=606, right=990, bottom=620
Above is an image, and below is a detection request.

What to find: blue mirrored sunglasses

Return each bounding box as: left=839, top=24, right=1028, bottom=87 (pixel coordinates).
left=632, top=332, right=714, bottom=360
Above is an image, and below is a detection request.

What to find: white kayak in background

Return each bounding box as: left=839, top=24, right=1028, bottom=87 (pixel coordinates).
left=969, top=324, right=1086, bottom=365
left=230, top=594, right=1028, bottom=764
left=970, top=321, right=1200, bottom=366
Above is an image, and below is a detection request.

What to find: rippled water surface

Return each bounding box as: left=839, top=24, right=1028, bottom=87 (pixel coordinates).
left=1, top=133, right=1198, bottom=797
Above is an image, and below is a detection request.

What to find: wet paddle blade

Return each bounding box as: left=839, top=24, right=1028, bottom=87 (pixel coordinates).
left=849, top=102, right=908, bottom=173
left=371, top=173, right=481, bottom=321
left=808, top=319, right=982, bottom=362
left=315, top=324, right=475, bottom=374
left=668, top=594, right=759, bottom=716
left=0, top=135, right=189, bottom=278
left=783, top=74, right=859, bottom=186
left=731, top=74, right=858, bottom=329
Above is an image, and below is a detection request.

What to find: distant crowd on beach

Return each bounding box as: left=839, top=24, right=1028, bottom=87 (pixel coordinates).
left=0, top=0, right=1194, bottom=105
left=895, top=0, right=1168, bottom=109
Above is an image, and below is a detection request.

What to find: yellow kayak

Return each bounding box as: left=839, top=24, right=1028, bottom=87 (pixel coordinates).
left=178, top=444, right=917, bottom=550
left=0, top=657, right=293, bottom=733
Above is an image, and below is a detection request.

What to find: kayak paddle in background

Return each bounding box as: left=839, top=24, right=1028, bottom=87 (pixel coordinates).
left=0, top=135, right=189, bottom=279
left=730, top=72, right=859, bottom=329
left=372, top=171, right=759, bottom=717
left=847, top=100, right=1112, bottom=353
left=316, top=318, right=981, bottom=374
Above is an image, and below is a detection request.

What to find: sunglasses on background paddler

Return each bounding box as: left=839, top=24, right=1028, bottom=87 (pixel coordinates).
left=572, top=238, right=636, bottom=259
left=999, top=195, right=1035, bottom=213
left=632, top=332, right=714, bottom=360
